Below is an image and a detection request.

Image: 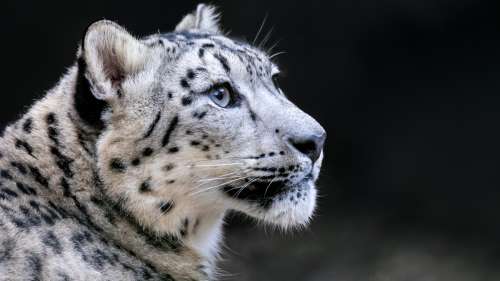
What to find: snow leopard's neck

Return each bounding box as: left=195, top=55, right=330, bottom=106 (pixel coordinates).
left=0, top=64, right=221, bottom=280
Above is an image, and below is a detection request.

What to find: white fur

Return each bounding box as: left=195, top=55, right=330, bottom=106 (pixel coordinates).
left=0, top=4, right=325, bottom=280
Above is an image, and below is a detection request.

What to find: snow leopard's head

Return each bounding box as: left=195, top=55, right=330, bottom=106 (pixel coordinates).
left=78, top=4, right=325, bottom=234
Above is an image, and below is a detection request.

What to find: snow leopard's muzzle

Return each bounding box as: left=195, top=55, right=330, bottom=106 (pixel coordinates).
left=222, top=99, right=326, bottom=228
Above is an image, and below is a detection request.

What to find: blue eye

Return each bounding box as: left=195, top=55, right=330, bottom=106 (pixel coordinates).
left=209, top=85, right=232, bottom=107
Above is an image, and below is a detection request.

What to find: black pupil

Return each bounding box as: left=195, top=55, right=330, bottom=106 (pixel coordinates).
left=215, top=88, right=225, bottom=100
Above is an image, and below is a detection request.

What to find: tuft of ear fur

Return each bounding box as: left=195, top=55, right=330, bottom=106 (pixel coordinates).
left=175, top=4, right=221, bottom=34
left=81, top=20, right=150, bottom=100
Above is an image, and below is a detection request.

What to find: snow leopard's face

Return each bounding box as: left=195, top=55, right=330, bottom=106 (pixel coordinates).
left=82, top=5, right=325, bottom=231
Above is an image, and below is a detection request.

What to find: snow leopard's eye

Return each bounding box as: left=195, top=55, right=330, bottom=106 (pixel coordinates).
left=209, top=83, right=235, bottom=108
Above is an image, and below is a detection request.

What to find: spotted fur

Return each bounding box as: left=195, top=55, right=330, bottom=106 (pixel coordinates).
left=0, top=3, right=325, bottom=281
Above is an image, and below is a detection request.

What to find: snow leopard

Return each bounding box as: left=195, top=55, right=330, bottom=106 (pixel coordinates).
left=0, top=4, right=326, bottom=281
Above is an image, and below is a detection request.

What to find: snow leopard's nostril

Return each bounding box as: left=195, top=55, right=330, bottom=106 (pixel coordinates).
left=287, top=132, right=326, bottom=163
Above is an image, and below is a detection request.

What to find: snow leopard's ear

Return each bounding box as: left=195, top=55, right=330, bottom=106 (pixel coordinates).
left=175, top=4, right=221, bottom=34
left=80, top=20, right=151, bottom=100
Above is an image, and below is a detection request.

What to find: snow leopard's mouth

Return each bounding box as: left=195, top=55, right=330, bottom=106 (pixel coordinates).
left=222, top=172, right=314, bottom=209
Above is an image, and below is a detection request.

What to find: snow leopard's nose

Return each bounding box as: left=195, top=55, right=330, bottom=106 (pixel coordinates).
left=287, top=130, right=326, bottom=163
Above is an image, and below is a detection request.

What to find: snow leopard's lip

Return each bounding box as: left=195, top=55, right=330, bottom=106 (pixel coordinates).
left=222, top=172, right=315, bottom=208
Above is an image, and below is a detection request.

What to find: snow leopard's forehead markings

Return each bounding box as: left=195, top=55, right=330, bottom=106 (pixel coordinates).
left=152, top=30, right=276, bottom=88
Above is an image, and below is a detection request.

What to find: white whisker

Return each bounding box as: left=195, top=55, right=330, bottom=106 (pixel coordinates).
left=253, top=13, right=268, bottom=45
left=197, top=169, right=251, bottom=182
left=267, top=39, right=281, bottom=54
left=258, top=26, right=274, bottom=49
left=234, top=177, right=260, bottom=199
left=269, top=51, right=287, bottom=59
left=188, top=163, right=244, bottom=168
left=263, top=176, right=278, bottom=199
left=189, top=177, right=247, bottom=196
left=197, top=175, right=241, bottom=182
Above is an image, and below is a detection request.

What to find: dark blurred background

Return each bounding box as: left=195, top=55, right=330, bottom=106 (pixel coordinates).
left=3, top=0, right=500, bottom=280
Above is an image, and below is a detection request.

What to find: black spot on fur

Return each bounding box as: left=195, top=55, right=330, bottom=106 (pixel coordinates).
left=181, top=96, right=193, bottom=106
left=201, top=43, right=214, bottom=48
left=139, top=181, right=151, bottom=193
left=187, top=69, right=196, bottom=80
left=142, top=147, right=154, bottom=157
left=0, top=238, right=14, bottom=263
left=249, top=110, right=257, bottom=121
left=166, top=180, right=175, bottom=184
left=214, top=53, right=231, bottom=73
left=11, top=161, right=27, bottom=174
left=180, top=218, right=189, bottom=237
left=159, top=201, right=174, bottom=213
left=0, top=188, right=18, bottom=198
left=61, top=177, right=71, bottom=197
left=131, top=158, right=141, bottom=166
left=1, top=170, right=12, bottom=180
left=48, top=201, right=68, bottom=219
left=161, top=115, right=179, bottom=147
left=163, top=164, right=175, bottom=171
left=190, top=140, right=200, bottom=146
left=167, top=147, right=179, bottom=153
left=18, top=182, right=36, bottom=195
left=15, top=139, right=35, bottom=158
left=194, top=111, right=207, bottom=119
left=167, top=92, right=173, bottom=99
left=23, top=118, right=33, bottom=133
left=29, top=200, right=40, bottom=210
left=27, top=253, right=42, bottom=281
left=15, top=182, right=30, bottom=195
left=42, top=231, right=62, bottom=254
left=76, top=131, right=93, bottom=156
left=110, top=158, right=126, bottom=173
left=28, top=165, right=49, bottom=188
left=70, top=231, right=92, bottom=263
left=180, top=79, right=189, bottom=88
left=48, top=126, right=60, bottom=146
left=50, top=147, right=74, bottom=178
left=202, top=145, right=210, bottom=152
left=91, top=248, right=112, bottom=270
left=46, top=113, right=56, bottom=125
left=143, top=112, right=161, bottom=139
left=198, top=48, right=205, bottom=58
